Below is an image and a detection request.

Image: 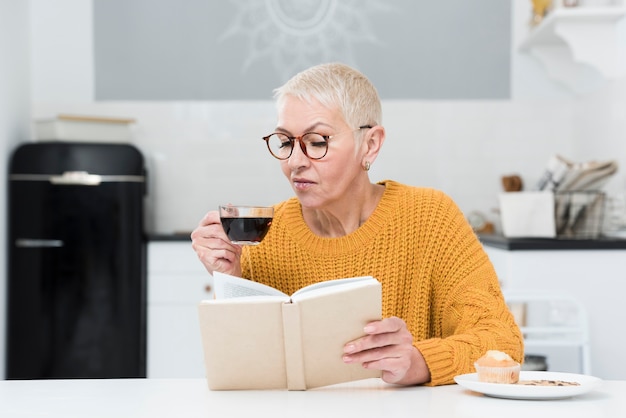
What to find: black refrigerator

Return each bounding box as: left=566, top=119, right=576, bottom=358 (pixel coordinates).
left=6, top=142, right=147, bottom=379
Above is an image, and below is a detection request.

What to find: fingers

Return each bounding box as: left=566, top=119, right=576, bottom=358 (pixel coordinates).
left=363, top=316, right=407, bottom=336
left=362, top=347, right=415, bottom=383
left=343, top=317, right=412, bottom=354
left=191, top=210, right=242, bottom=276
left=342, top=316, right=419, bottom=384
left=197, top=210, right=221, bottom=228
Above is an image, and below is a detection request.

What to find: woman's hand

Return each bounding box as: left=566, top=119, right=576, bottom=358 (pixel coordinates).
left=190, top=210, right=243, bottom=277
left=342, top=316, right=431, bottom=385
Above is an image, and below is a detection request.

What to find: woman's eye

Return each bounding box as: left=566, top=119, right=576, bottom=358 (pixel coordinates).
left=303, top=134, right=327, bottom=148
left=309, top=141, right=327, bottom=148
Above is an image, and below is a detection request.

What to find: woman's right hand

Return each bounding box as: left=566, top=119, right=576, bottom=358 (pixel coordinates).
left=191, top=210, right=242, bottom=276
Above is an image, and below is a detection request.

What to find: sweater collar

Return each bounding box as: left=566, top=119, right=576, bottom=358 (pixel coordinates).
left=283, top=180, right=401, bottom=254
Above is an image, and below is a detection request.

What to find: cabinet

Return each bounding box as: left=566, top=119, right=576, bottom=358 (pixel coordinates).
left=482, top=238, right=626, bottom=380
left=147, top=240, right=212, bottom=378
left=519, top=7, right=626, bottom=84
left=503, top=290, right=591, bottom=375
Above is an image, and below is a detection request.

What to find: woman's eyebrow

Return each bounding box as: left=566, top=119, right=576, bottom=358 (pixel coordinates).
left=273, top=126, right=291, bottom=135
left=274, top=122, right=333, bottom=135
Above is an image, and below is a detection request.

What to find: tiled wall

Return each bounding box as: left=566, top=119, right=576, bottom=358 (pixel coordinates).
left=32, top=93, right=626, bottom=235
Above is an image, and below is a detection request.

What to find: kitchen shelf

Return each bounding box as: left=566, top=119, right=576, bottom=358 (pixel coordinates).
left=519, top=7, right=626, bottom=82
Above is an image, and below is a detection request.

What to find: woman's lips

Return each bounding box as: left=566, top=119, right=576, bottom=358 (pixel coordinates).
left=292, top=177, right=314, bottom=191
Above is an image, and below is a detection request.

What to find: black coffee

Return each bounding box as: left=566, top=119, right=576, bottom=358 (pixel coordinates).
left=221, top=217, right=272, bottom=243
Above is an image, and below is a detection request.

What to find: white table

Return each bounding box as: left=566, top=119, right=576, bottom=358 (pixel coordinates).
left=0, top=378, right=623, bottom=418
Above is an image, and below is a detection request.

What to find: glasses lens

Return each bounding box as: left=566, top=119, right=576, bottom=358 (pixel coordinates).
left=268, top=133, right=293, bottom=159
left=302, top=133, right=328, bottom=159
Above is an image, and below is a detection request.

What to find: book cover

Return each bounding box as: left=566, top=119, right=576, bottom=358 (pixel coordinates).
left=198, top=273, right=382, bottom=390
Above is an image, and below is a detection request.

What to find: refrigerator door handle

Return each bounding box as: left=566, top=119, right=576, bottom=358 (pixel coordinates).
left=50, top=171, right=102, bottom=185
left=15, top=239, right=64, bottom=248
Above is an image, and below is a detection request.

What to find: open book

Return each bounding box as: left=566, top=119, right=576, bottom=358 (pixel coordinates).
left=198, top=272, right=382, bottom=390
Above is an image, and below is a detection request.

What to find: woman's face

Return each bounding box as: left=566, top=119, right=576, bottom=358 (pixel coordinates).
left=276, top=96, right=365, bottom=210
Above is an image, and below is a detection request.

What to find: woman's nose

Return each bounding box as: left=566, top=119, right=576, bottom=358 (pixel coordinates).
left=287, top=140, right=309, bottom=168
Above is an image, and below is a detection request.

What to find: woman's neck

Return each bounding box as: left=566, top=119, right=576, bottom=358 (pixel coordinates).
left=303, top=183, right=385, bottom=238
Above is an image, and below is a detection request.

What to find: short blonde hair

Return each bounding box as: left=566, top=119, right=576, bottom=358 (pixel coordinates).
left=273, top=63, right=382, bottom=129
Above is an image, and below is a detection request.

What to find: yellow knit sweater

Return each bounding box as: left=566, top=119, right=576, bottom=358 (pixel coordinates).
left=241, top=180, right=523, bottom=386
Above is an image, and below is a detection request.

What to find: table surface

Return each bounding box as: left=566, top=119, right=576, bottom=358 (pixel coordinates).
left=0, top=378, right=624, bottom=418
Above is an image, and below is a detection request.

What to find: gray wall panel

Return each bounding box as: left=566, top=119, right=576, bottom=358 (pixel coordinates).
left=94, top=0, right=510, bottom=100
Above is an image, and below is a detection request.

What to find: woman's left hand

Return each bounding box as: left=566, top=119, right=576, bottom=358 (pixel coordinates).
left=342, top=316, right=431, bottom=385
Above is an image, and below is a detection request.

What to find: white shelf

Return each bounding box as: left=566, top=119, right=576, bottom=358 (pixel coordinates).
left=520, top=7, right=626, bottom=81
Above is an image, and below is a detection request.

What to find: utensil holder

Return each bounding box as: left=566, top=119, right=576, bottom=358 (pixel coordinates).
left=555, top=191, right=605, bottom=239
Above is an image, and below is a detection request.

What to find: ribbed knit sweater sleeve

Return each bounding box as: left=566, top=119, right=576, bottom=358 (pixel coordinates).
left=240, top=180, right=523, bottom=386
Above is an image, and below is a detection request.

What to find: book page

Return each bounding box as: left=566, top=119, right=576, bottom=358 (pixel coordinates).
left=291, top=276, right=376, bottom=298
left=213, top=271, right=288, bottom=299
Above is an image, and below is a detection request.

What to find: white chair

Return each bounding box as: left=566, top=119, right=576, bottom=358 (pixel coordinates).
left=503, top=290, right=591, bottom=375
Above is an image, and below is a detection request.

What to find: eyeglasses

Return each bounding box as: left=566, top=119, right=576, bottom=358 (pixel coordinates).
left=262, top=125, right=372, bottom=160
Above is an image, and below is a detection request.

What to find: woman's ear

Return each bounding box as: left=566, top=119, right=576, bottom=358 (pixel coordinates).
left=363, top=125, right=385, bottom=166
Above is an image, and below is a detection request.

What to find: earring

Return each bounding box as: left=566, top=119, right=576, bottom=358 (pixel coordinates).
left=363, top=161, right=371, bottom=171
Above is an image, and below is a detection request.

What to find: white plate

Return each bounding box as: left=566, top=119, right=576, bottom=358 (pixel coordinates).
left=454, top=371, right=601, bottom=400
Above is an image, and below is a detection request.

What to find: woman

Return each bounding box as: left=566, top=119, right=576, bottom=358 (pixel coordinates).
left=191, top=62, right=523, bottom=386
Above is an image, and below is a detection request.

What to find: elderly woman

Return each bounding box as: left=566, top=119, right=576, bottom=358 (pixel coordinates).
left=191, top=63, right=523, bottom=386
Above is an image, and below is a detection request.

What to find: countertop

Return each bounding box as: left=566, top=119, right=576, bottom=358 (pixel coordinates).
left=0, top=377, right=623, bottom=418
left=147, top=232, right=626, bottom=250
left=148, top=232, right=192, bottom=241
left=479, top=233, right=626, bottom=250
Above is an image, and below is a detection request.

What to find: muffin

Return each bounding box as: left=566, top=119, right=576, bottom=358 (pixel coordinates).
left=474, top=350, right=520, bottom=384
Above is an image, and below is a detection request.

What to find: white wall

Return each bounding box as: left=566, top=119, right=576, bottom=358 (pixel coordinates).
left=0, top=0, right=32, bottom=380
left=27, top=1, right=626, bottom=235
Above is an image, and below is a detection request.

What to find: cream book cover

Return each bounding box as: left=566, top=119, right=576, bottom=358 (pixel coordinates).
left=198, top=272, right=382, bottom=390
